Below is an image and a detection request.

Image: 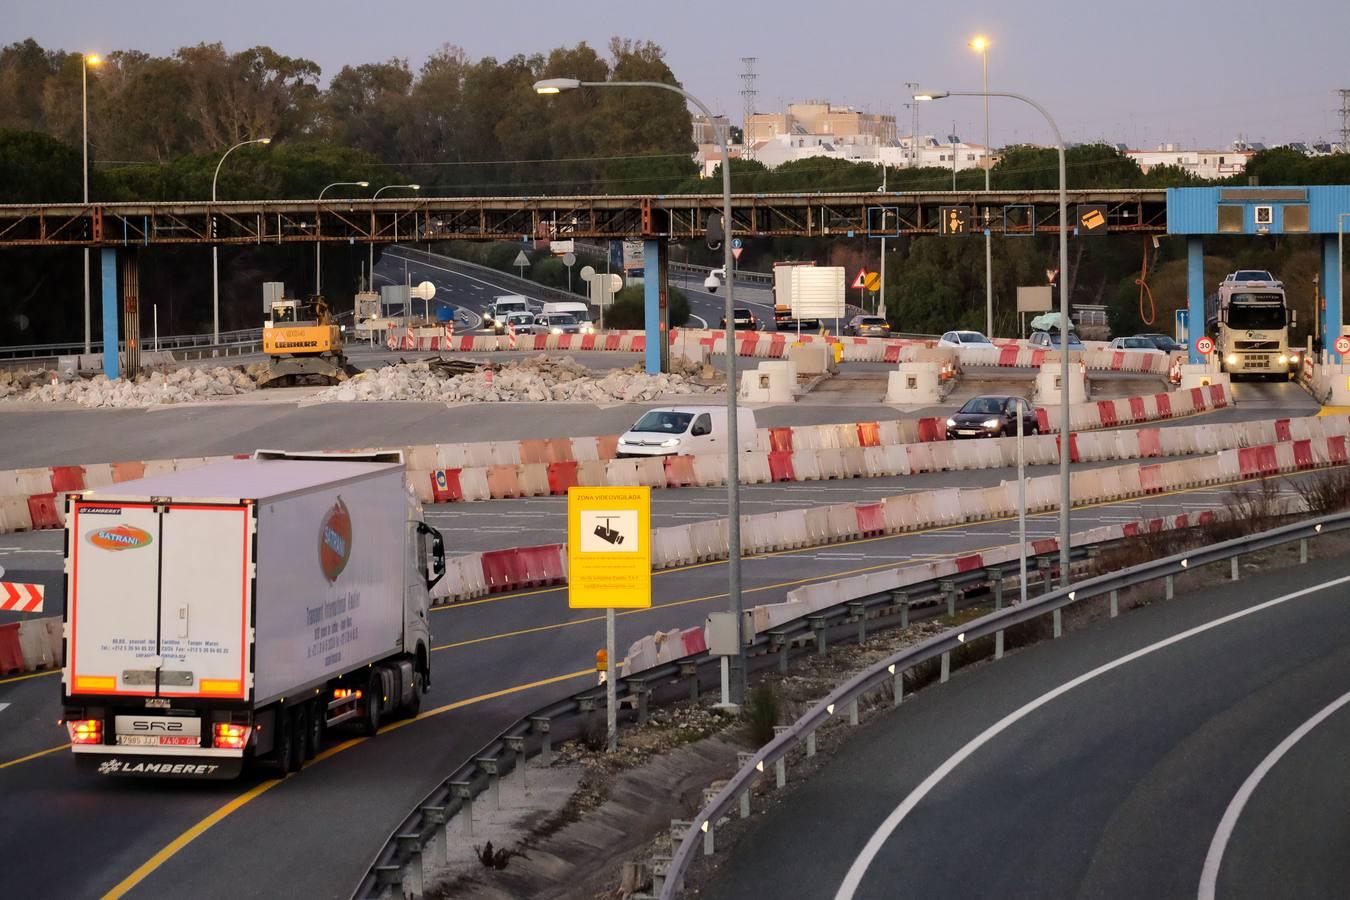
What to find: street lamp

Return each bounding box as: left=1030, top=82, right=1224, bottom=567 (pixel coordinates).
left=968, top=35, right=994, bottom=338
left=917, top=89, right=1072, bottom=587
left=1338, top=212, right=1350, bottom=360
left=370, top=184, right=421, bottom=290
left=875, top=160, right=888, bottom=318
left=81, top=52, right=102, bottom=355
left=211, top=137, right=272, bottom=343
left=315, top=180, right=370, bottom=294
left=535, top=76, right=748, bottom=711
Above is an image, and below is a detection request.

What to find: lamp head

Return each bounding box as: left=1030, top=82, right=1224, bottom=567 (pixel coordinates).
left=357, top=181, right=370, bottom=188
left=534, top=77, right=582, bottom=95
left=969, top=36, right=990, bottom=52
left=259, top=137, right=272, bottom=145
left=913, top=91, right=949, bottom=102
left=85, top=54, right=102, bottom=66
left=409, top=184, right=421, bottom=190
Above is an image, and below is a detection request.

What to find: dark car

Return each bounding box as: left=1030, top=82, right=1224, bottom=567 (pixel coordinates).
left=776, top=318, right=823, bottom=334
left=946, top=395, right=1038, bottom=439
left=720, top=307, right=760, bottom=330
left=1137, top=333, right=1184, bottom=352
left=846, top=315, right=891, bottom=337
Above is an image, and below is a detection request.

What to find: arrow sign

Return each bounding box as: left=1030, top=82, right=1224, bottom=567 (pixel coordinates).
left=0, top=582, right=44, bottom=613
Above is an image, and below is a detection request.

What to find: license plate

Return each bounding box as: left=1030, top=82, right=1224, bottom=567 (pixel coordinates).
left=117, top=735, right=201, bottom=747
left=958, top=430, right=978, bottom=436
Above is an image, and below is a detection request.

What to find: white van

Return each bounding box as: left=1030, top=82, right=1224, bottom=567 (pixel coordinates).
left=541, top=301, right=596, bottom=332
left=616, top=406, right=758, bottom=457
left=487, top=295, right=530, bottom=333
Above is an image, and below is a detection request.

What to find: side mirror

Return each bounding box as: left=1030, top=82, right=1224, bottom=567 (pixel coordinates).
left=418, top=522, right=446, bottom=590
left=704, top=275, right=721, bottom=293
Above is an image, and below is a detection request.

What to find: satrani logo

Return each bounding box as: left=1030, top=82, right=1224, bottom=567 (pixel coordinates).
left=318, top=496, right=353, bottom=583
left=86, top=524, right=153, bottom=551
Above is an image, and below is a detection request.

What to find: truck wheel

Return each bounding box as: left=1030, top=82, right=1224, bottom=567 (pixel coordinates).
left=272, top=708, right=297, bottom=775
left=361, top=676, right=382, bottom=737
left=404, top=671, right=424, bottom=718
left=286, top=707, right=308, bottom=774
left=304, top=700, right=324, bottom=760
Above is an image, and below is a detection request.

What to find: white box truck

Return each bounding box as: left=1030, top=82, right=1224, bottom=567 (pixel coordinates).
left=61, top=451, right=445, bottom=779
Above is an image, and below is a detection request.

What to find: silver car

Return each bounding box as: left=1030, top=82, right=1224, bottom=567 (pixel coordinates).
left=847, top=315, right=891, bottom=337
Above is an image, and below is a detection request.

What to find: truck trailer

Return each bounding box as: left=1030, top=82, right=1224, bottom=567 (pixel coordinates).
left=61, top=451, right=444, bottom=779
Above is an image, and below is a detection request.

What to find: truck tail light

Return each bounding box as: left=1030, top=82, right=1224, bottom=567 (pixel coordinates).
left=213, top=723, right=251, bottom=750
left=68, top=719, right=103, bottom=745
left=333, top=688, right=363, bottom=700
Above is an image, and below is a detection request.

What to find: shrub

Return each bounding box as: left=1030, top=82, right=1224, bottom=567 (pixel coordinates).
left=744, top=682, right=783, bottom=746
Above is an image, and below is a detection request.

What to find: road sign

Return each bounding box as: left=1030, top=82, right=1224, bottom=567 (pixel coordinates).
left=731, top=247, right=743, bottom=261
left=568, top=487, right=651, bottom=608
left=512, top=250, right=531, bottom=268
left=939, top=205, right=972, bottom=235
left=731, top=237, right=743, bottom=249
left=562, top=252, right=576, bottom=267
left=863, top=272, right=881, bottom=292
left=1336, top=335, right=1350, bottom=355
left=851, top=269, right=867, bottom=289
left=1076, top=204, right=1108, bottom=235
left=1195, top=336, right=1215, bottom=355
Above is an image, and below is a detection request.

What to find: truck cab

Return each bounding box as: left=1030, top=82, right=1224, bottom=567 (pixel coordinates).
left=1207, top=275, right=1299, bottom=378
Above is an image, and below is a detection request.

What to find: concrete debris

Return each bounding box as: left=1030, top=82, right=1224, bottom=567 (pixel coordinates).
left=316, top=355, right=723, bottom=404
left=0, top=365, right=260, bottom=408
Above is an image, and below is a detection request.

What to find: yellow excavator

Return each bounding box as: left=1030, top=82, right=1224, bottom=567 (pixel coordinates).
left=259, top=295, right=357, bottom=387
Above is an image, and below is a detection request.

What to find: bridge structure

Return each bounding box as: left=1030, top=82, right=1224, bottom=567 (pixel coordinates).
left=0, top=186, right=1345, bottom=374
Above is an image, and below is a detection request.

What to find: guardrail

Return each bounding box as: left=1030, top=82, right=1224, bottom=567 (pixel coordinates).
left=658, top=507, right=1344, bottom=897
left=572, top=240, right=775, bottom=289
left=0, top=327, right=263, bottom=361
left=349, top=517, right=1215, bottom=899
left=0, top=332, right=267, bottom=372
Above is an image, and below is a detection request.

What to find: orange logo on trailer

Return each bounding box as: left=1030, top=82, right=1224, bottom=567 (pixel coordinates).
left=86, top=524, right=153, bottom=551
left=318, top=497, right=353, bottom=583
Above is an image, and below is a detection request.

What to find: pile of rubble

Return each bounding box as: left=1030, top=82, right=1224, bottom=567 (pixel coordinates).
left=319, top=355, right=722, bottom=403
left=0, top=365, right=259, bottom=408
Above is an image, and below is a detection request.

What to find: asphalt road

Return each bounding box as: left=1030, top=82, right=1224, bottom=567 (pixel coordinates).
left=705, top=541, right=1350, bottom=900
left=0, top=461, right=1328, bottom=899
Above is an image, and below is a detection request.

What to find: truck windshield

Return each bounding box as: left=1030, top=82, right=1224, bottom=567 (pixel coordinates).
left=1227, top=304, right=1286, bottom=330
left=631, top=411, right=694, bottom=434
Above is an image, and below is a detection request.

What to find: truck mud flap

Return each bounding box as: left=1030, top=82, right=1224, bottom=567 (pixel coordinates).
left=76, top=753, right=244, bottom=780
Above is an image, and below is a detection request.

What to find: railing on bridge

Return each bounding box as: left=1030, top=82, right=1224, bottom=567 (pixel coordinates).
left=0, top=189, right=1168, bottom=248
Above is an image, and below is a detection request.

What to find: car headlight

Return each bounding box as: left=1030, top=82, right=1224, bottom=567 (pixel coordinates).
left=1278, top=355, right=1288, bottom=365
left=982, top=418, right=1002, bottom=428
left=617, top=437, right=629, bottom=445
left=1226, top=353, right=1238, bottom=365
left=660, top=438, right=680, bottom=448
left=551, top=327, right=563, bottom=335
left=946, top=418, right=957, bottom=427
left=1289, top=353, right=1299, bottom=364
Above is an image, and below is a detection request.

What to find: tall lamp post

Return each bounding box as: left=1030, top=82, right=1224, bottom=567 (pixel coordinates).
left=211, top=137, right=272, bottom=343
left=968, top=36, right=994, bottom=337
left=1338, top=212, right=1350, bottom=358
left=370, top=184, right=421, bottom=290
left=917, top=89, right=1072, bottom=586
left=535, top=76, right=747, bottom=706
left=876, top=160, right=888, bottom=317
left=316, top=181, right=370, bottom=294
left=81, top=52, right=102, bottom=354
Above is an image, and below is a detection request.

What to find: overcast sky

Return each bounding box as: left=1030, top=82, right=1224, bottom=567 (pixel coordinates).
left=15, top=0, right=1350, bottom=150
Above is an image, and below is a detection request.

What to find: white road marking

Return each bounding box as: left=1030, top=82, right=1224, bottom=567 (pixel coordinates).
left=834, top=572, right=1350, bottom=900
left=691, top=315, right=708, bottom=328
left=1197, top=689, right=1350, bottom=900
left=0, top=703, right=9, bottom=713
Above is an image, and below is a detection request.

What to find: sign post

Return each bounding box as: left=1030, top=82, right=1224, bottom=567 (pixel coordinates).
left=568, top=486, right=652, bottom=752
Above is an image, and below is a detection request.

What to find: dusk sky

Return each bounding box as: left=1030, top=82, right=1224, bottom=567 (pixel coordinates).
left=13, top=0, right=1350, bottom=151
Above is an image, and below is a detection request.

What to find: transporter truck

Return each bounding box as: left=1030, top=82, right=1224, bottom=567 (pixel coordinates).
left=1205, top=273, right=1299, bottom=379
left=61, top=450, right=445, bottom=779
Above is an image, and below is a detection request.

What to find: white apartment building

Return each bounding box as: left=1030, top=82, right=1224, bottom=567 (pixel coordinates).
left=1126, top=143, right=1250, bottom=179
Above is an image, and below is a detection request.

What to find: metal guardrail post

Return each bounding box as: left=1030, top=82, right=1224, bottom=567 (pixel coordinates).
left=373, top=865, right=402, bottom=897
left=1230, top=557, right=1240, bottom=581
left=848, top=699, right=859, bottom=726
left=940, top=650, right=951, bottom=683
left=395, top=834, right=424, bottom=899
left=1110, top=589, right=1119, bottom=618
left=736, top=752, right=754, bottom=818
left=1301, top=537, right=1309, bottom=563
left=504, top=736, right=526, bottom=792
left=1165, top=574, right=1175, bottom=601
left=895, top=592, right=910, bottom=629
left=626, top=677, right=650, bottom=724
left=1053, top=607, right=1063, bottom=638
left=891, top=664, right=904, bottom=706
left=680, top=661, right=701, bottom=701
left=422, top=806, right=448, bottom=869
left=940, top=579, right=957, bottom=618
left=770, top=631, right=790, bottom=672
left=530, top=716, right=553, bottom=764
left=477, top=757, right=501, bottom=810
left=850, top=601, right=867, bottom=643
left=986, top=568, right=1005, bottom=610
left=451, top=781, right=474, bottom=836
left=809, top=616, right=828, bottom=655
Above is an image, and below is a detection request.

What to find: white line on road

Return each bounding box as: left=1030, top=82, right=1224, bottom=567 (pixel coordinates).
left=1197, top=688, right=1350, bottom=900
left=833, top=572, right=1350, bottom=900
left=0, top=703, right=9, bottom=713
left=691, top=315, right=708, bottom=328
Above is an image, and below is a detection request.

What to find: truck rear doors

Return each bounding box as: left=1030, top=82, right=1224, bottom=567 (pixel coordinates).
left=67, top=499, right=254, bottom=702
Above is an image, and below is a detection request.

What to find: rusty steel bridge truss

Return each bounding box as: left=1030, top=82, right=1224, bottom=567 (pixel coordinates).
left=0, top=190, right=1167, bottom=248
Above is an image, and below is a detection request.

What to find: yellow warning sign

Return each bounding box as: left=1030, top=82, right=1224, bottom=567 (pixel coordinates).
left=567, top=486, right=651, bottom=608
left=864, top=272, right=881, bottom=292
left=939, top=205, right=971, bottom=235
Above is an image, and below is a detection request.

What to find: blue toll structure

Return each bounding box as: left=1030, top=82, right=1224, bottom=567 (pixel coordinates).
left=1167, top=186, right=1350, bottom=363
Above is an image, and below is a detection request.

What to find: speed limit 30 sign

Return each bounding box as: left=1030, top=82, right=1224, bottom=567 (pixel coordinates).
left=1335, top=335, right=1350, bottom=355
left=1195, top=336, right=1215, bottom=355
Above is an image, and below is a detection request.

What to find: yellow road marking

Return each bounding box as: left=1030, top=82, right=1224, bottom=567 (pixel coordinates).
left=0, top=742, right=68, bottom=770
left=1318, top=407, right=1350, bottom=417
left=0, top=669, right=59, bottom=686
left=101, top=668, right=591, bottom=900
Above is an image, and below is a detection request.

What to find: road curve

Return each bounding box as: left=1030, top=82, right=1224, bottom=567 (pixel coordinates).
left=705, top=545, right=1350, bottom=899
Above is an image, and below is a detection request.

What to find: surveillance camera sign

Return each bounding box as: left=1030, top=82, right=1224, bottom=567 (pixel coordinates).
left=568, top=487, right=651, bottom=608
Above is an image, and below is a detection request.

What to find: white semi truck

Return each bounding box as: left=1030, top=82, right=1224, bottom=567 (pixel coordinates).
left=1205, top=273, right=1299, bottom=379
left=61, top=451, right=444, bottom=779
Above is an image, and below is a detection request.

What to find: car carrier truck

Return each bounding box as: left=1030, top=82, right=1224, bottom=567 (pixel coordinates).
left=61, top=450, right=445, bottom=779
